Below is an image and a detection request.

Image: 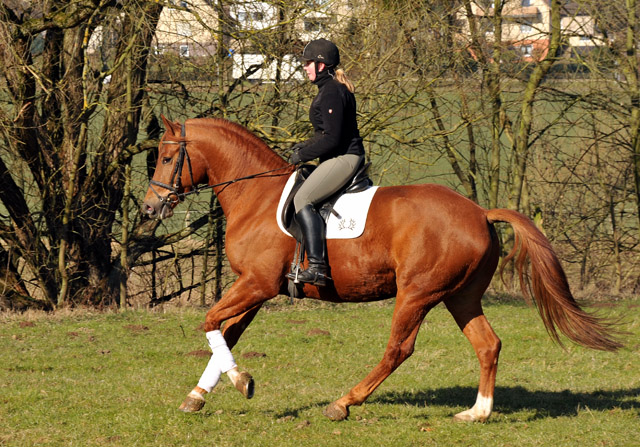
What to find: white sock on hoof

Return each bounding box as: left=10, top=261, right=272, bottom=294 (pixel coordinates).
left=226, top=367, right=241, bottom=384
left=188, top=389, right=205, bottom=401
left=196, top=330, right=238, bottom=393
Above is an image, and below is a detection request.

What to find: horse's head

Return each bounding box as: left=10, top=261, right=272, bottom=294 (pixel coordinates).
left=142, top=116, right=205, bottom=220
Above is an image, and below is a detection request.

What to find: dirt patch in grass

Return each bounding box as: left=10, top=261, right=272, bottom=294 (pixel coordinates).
left=307, top=328, right=330, bottom=336
left=242, top=351, right=267, bottom=359
left=124, top=324, right=149, bottom=333
left=186, top=349, right=211, bottom=357
left=286, top=319, right=307, bottom=325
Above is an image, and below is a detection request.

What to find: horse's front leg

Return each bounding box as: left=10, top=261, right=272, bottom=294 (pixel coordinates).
left=221, top=303, right=263, bottom=400
left=179, top=276, right=277, bottom=413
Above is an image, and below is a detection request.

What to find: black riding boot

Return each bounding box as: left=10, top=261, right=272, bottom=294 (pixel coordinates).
left=287, top=205, right=330, bottom=287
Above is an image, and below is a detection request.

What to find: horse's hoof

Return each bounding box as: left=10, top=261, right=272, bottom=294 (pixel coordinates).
left=323, top=402, right=349, bottom=421
left=178, top=394, right=206, bottom=413
left=453, top=412, right=473, bottom=422
left=453, top=410, right=488, bottom=423
left=234, top=371, right=255, bottom=399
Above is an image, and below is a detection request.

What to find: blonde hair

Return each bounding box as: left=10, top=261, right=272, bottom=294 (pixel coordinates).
left=335, top=68, right=354, bottom=93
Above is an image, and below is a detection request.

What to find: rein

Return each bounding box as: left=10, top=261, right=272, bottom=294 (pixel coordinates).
left=148, top=123, right=292, bottom=207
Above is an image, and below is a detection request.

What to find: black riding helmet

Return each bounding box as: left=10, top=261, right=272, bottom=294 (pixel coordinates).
left=302, top=38, right=340, bottom=68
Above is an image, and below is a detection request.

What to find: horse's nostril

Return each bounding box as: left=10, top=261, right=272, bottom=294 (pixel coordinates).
left=143, top=204, right=156, bottom=216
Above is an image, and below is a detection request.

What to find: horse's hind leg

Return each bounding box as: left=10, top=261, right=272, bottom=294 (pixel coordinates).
left=444, top=293, right=501, bottom=422
left=324, top=291, right=431, bottom=421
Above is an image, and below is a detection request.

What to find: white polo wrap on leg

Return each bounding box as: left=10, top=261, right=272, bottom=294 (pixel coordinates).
left=196, top=330, right=238, bottom=393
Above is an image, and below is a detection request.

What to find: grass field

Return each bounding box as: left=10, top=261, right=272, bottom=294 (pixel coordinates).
left=1, top=297, right=638, bottom=447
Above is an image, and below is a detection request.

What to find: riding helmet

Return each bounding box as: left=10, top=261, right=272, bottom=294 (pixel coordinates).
left=302, top=38, right=340, bottom=67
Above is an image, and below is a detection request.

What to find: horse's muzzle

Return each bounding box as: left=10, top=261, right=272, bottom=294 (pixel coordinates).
left=142, top=199, right=174, bottom=220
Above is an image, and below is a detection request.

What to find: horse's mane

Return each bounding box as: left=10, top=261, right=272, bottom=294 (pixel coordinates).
left=187, top=117, right=284, bottom=168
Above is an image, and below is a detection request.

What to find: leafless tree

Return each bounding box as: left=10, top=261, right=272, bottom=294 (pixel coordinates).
left=0, top=0, right=164, bottom=308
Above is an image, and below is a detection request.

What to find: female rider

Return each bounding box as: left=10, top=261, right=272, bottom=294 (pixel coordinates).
left=287, top=38, right=366, bottom=287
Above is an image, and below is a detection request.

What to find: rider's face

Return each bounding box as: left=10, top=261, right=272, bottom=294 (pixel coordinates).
left=304, top=60, right=325, bottom=82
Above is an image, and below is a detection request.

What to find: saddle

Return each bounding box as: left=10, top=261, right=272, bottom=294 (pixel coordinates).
left=280, top=160, right=373, bottom=243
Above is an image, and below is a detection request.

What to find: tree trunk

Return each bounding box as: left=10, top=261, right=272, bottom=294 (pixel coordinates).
left=508, top=0, right=562, bottom=211
left=621, top=0, right=640, bottom=240
left=0, top=1, right=163, bottom=307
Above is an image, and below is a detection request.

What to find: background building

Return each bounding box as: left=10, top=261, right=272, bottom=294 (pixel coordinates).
left=458, top=0, right=603, bottom=61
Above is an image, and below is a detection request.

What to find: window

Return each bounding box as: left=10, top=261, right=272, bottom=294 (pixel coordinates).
left=521, top=0, right=531, bottom=6
left=236, top=10, right=266, bottom=28
left=179, top=45, right=190, bottom=58
left=520, top=44, right=533, bottom=57
left=237, top=11, right=264, bottom=21
left=304, top=19, right=328, bottom=32
left=484, top=22, right=494, bottom=35
left=520, top=20, right=533, bottom=33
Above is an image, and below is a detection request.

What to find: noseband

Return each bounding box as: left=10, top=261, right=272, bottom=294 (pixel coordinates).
left=148, top=123, right=196, bottom=207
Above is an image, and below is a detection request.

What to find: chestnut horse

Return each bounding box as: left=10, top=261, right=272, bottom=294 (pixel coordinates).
left=142, top=116, right=621, bottom=422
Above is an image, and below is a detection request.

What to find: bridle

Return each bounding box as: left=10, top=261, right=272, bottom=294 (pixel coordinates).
left=147, top=122, right=292, bottom=208
left=148, top=123, right=194, bottom=207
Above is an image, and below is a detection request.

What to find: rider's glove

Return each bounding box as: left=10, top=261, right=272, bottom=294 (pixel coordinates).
left=289, top=143, right=304, bottom=165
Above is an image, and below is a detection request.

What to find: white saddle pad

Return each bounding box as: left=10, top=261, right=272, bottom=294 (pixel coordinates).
left=276, top=173, right=379, bottom=239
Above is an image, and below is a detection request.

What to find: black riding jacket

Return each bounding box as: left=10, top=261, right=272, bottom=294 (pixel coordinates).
left=295, top=69, right=365, bottom=163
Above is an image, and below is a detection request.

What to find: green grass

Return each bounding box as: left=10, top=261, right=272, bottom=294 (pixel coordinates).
left=1, top=298, right=638, bottom=446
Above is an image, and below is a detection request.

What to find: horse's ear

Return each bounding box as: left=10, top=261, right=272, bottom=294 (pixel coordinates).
left=161, top=114, right=180, bottom=136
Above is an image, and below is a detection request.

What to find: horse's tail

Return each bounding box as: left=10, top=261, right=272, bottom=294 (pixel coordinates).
left=486, top=208, right=623, bottom=352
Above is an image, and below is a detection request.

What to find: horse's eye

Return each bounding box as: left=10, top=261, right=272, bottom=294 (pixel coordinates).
left=162, top=157, right=172, bottom=165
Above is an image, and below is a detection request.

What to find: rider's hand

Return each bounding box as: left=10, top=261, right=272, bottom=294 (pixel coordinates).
left=289, top=144, right=304, bottom=165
